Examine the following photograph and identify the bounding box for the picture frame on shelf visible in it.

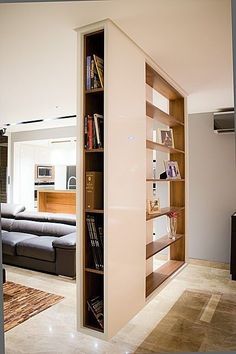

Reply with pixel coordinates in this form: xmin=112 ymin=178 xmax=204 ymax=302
xmin=147 ymin=198 xmax=160 ymax=214
xmin=164 ymin=161 xmax=181 ymax=179
xmin=158 ymin=128 xmax=174 ymax=147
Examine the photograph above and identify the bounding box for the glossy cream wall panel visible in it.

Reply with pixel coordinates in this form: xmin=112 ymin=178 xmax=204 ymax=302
xmin=105 ymin=20 xmax=146 ymax=338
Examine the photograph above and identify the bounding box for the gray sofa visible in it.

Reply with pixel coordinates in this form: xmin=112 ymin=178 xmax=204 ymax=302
xmin=1 ymin=203 xmax=76 ymax=278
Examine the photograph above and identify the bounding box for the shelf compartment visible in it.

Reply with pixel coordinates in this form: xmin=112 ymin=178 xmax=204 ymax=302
xmin=146 ymin=63 xmax=182 ymax=100
xmin=146 ymin=260 xmax=184 ymax=297
xmin=146 ymin=234 xmax=184 ymax=260
xmin=146 ymin=101 xmax=184 ymax=127
xmin=85 ymin=268 xmax=104 ymax=275
xmin=146 ymin=178 xmax=185 ymax=182
xmin=146 ymin=206 xmax=184 ymax=221
xmin=146 ymin=140 xmax=184 ymax=154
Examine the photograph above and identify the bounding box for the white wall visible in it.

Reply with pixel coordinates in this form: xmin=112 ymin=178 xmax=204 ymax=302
xmin=189 ymin=112 xmax=236 ymax=263
xmin=13 ymin=143 xmax=52 ymax=209
xmin=12 ymin=139 xmax=76 ymax=209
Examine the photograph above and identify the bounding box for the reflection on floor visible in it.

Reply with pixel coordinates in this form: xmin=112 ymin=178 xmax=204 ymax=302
xmin=5 ymin=260 xmax=236 ymax=354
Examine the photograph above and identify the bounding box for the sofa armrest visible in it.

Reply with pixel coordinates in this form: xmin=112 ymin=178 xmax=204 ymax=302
xmin=52 ymin=232 xmax=76 ymax=249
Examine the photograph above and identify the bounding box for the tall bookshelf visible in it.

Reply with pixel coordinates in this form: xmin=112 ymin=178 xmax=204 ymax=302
xmin=76 ymin=19 xmax=187 ymax=340
xmin=145 ymin=63 xmax=186 ymax=298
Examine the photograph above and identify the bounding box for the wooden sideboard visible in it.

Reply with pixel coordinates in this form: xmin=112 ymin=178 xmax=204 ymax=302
xmin=38 ymin=190 xmax=76 ymax=214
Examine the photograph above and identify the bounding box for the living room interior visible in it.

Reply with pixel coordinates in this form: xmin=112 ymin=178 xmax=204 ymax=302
xmin=0 ymin=0 xmax=236 ymax=353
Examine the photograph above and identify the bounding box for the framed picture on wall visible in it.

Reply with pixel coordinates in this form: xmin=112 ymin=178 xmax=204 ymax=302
xmin=158 ymin=128 xmax=174 ymax=147
xmin=164 ymin=161 xmax=181 ymax=179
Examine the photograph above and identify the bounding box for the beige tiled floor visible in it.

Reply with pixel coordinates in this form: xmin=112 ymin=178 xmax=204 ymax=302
xmin=4 ymin=261 xmax=236 ymax=354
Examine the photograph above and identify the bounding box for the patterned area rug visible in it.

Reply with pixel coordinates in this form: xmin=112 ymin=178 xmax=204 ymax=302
xmin=3 ymin=281 xmax=64 ymax=332
xmin=135 ymin=289 xmax=236 ymax=353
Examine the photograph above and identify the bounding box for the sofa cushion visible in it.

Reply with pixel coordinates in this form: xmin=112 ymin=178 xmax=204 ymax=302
xmin=11 ymin=219 xmax=76 ymax=237
xmin=53 ymin=232 xmax=76 ymax=249
xmin=1 ymin=203 xmax=25 ymax=219
xmin=16 ymin=211 xmax=76 ymax=226
xmin=16 ymin=211 xmax=49 ymax=222
xmin=11 ymin=220 xmax=45 ymax=236
xmin=47 ymin=213 xmax=76 ymax=226
xmin=2 ymin=232 xmax=37 ymax=256
xmin=16 ymin=236 xmax=57 ymax=262
xmin=1 ymin=218 xmax=14 ymax=231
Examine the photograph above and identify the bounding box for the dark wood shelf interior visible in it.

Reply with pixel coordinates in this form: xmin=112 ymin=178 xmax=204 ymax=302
xmin=146 ymin=140 xmax=184 ymax=154
xmin=146 ymin=260 xmax=184 ymax=297
xmin=146 ymin=234 xmax=184 ymax=260
xmin=83 ymin=29 xmax=104 ymax=333
xmin=146 ymin=101 xmax=184 ymax=127
xmin=146 ymin=206 xmax=184 ymax=221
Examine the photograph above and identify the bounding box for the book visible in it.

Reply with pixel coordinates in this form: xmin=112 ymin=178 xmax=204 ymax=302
xmin=90 ymin=215 xmax=103 ymax=270
xmin=85 ymin=172 xmax=103 ymax=210
xmin=87 ymin=296 xmax=104 ymax=329
xmin=93 ymin=54 xmax=104 ymax=88
xmin=87 ymin=115 xmax=93 ymax=150
xmin=86 ymin=215 xmax=100 ymax=270
xmin=94 ymin=114 xmax=104 ymax=148
xmin=86 ymin=56 xmax=91 ymax=90
xmin=84 ymin=116 xmax=88 ymax=149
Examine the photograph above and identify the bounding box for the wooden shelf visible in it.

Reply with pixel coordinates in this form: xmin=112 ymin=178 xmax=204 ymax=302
xmin=146 ymin=140 xmax=184 ymax=154
xmin=146 ymin=101 xmax=184 ymax=127
xmin=85 ymin=88 xmax=104 ymax=94
xmin=85 ymin=148 xmax=104 ymax=153
xmin=85 ymin=268 xmax=104 ymax=275
xmin=85 ymin=209 xmax=104 ymax=214
xmin=146 ymin=64 xmax=182 ymax=100
xmin=146 ymin=178 xmax=185 ymax=182
xmin=146 ymin=260 xmax=184 ymax=297
xmin=146 ymin=206 xmax=184 ymax=221
xmin=146 ymin=234 xmax=184 ymax=260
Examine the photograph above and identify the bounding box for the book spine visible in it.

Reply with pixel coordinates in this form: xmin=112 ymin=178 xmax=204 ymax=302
xmin=86 ymin=56 xmax=91 ymax=90
xmin=91 ymin=59 xmax=94 ymax=89
xmin=86 ymin=216 xmax=100 ymax=270
xmin=92 ymin=119 xmax=96 ymax=149
xmin=94 ymin=114 xmax=101 ymax=148
xmin=90 ymin=215 xmax=103 ymax=270
xmin=87 ymin=115 xmax=93 ymax=150
xmin=93 ymin=54 xmax=104 ymax=88
xmin=87 ymin=296 xmax=104 ymax=329
xmin=84 ymin=115 xmax=88 ymax=149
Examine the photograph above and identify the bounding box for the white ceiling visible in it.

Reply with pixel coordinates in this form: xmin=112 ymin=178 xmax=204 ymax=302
xmin=0 ymin=0 xmax=233 ymax=127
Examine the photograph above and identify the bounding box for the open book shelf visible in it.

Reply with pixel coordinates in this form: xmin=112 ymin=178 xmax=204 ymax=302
xmin=145 ymin=62 xmax=186 ymax=298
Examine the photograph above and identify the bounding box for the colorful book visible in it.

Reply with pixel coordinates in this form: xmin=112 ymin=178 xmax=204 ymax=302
xmin=86 ymin=56 xmax=91 ymax=90
xmin=93 ymin=54 xmax=104 ymax=88
xmin=94 ymin=114 xmax=104 ymax=148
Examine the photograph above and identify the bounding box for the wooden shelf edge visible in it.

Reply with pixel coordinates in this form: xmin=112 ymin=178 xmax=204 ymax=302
xmin=85 ymin=88 xmax=104 ymax=94
xmin=146 ymin=234 xmax=184 ymax=260
xmin=146 ymin=178 xmax=185 ymax=182
xmin=146 ymin=260 xmax=185 ymax=297
xmin=146 ymin=140 xmax=184 ymax=154
xmin=146 ymin=206 xmax=184 ymax=221
xmin=85 ymin=268 xmax=104 ymax=275
xmin=146 ymin=101 xmax=184 ymax=127
xmin=85 ymin=148 xmax=104 ymax=153
xmin=85 ymin=209 xmax=104 ymax=214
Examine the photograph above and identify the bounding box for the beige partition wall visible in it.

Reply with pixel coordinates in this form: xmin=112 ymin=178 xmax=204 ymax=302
xmin=76 ymin=19 xmax=187 ymax=340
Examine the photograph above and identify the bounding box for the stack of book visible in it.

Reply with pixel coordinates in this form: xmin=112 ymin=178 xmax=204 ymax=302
xmin=84 ymin=113 xmax=104 ymax=149
xmin=86 ymin=214 xmax=104 ymax=270
xmin=87 ymin=296 xmax=104 ymax=329
xmin=86 ymin=54 xmax=104 ymax=90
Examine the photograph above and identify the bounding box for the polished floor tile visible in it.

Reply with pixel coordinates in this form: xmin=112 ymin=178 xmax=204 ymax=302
xmin=4 ymin=261 xmax=236 ymax=354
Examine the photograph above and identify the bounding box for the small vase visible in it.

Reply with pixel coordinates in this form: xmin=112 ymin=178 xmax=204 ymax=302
xmin=167 ymin=216 xmax=177 ymax=239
